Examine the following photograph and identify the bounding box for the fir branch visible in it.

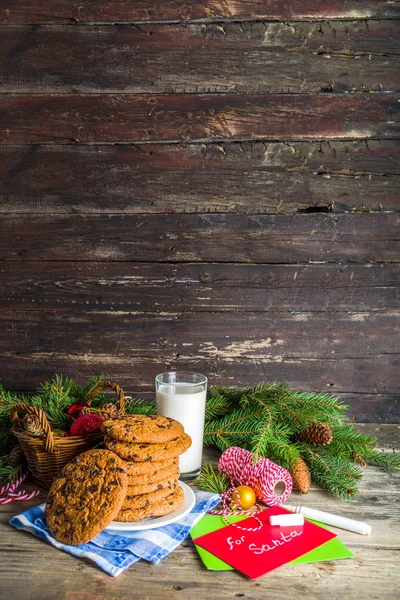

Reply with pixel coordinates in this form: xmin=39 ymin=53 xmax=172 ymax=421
xmin=0 ymin=454 xmax=23 ymax=483
xmin=204 ymin=408 xmax=265 ymax=437
xmin=34 ymin=374 xmax=82 ymax=428
xmin=278 ymin=392 xmax=347 ymax=430
xmin=326 ymin=423 xmax=377 ymax=461
xmin=301 ymin=444 xmax=362 ymax=500
xmin=276 ymin=401 xmax=317 ymax=433
xmin=239 ymin=385 xmax=346 ymax=432
xmin=83 ymin=374 xmax=107 ymax=398
xmin=125 ymin=398 xmax=156 ymax=416
xmin=213 ymin=385 xmax=244 ymax=406
xmin=360 ymin=448 xmax=400 ymax=471
xmin=81 ymin=375 xmax=112 ymax=407
xmin=0 ymin=374 xmax=112 ymax=431
xmin=252 ymin=427 xmax=301 ymax=470
xmin=205 ymin=388 xmax=233 ymax=421
xmin=197 ymin=464 xmax=229 ymax=495
xmin=248 ymin=413 xmax=275 ymax=460
xmin=239 ymin=382 xmax=289 ymax=409
xmin=289 ymin=391 xmax=347 ymax=415
xmin=0 ymin=418 xmax=13 ymax=457
xmin=29 ymin=394 xmax=72 ymax=430
xmin=204 ymin=408 xmax=265 ymax=452
xmin=331 ymin=423 xmax=376 ymax=448
xmin=0 ymin=388 xmax=31 ymax=417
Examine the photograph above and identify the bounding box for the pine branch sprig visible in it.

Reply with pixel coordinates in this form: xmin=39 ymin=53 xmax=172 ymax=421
xmin=288 ymin=391 xmax=348 ymax=416
xmin=197 ymin=464 xmax=229 ymax=495
xmin=324 ymin=423 xmax=377 ymax=462
xmin=203 ymin=408 xmax=266 ymax=452
xmin=205 ymin=388 xmax=233 ymax=421
xmin=239 ymin=381 xmax=289 ymax=409
xmin=0 ymin=454 xmax=23 ymax=483
xmin=357 ymin=448 xmax=400 ymax=471
xmin=250 ymin=422 xmax=299 ymax=468
xmin=330 ymin=423 xmax=376 ymax=448
xmin=125 ymin=398 xmax=156 ymax=416
xmin=300 ymin=445 xmax=362 ymax=500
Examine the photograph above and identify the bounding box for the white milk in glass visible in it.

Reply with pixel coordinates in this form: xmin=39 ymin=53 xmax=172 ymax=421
xmin=156 ymin=382 xmax=206 ymax=475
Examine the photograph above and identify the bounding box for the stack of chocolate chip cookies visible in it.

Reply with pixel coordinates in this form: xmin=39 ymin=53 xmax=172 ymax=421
xmin=101 ymin=414 xmax=192 ymax=522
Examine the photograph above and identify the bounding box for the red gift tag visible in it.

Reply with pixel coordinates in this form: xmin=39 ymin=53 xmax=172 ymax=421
xmin=193 ymin=506 xmax=336 ymax=579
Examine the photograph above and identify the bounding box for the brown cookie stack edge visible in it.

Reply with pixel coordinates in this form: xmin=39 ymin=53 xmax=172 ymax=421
xmin=116 ymin=487 xmax=185 ymax=522
xmin=104 ymin=433 xmax=192 ymax=462
xmin=101 ymin=414 xmax=191 ymax=522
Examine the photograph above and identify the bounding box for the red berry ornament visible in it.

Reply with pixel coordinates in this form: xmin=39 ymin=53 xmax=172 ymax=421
xmin=67 ymin=401 xmax=89 ymax=419
xmin=232 ymin=485 xmax=256 ymax=510
xmin=69 ymin=414 xmax=104 ymax=437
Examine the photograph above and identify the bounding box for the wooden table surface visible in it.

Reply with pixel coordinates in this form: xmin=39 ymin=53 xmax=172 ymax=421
xmin=1 ymin=424 xmax=399 ymax=600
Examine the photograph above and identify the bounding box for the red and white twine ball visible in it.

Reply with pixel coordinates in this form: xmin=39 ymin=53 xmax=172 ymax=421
xmin=218 ymin=446 xmax=293 ymax=506
xmin=208 ymin=447 xmax=293 ymax=531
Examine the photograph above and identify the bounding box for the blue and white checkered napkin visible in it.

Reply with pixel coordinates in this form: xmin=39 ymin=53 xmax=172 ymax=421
xmin=9 ymin=490 xmax=220 ymax=577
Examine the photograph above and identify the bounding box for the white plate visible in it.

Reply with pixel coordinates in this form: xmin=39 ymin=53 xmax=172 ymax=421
xmin=105 ymin=481 xmax=196 ymax=531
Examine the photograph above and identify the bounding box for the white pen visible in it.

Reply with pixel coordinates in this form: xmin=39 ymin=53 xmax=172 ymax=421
xmin=282 ymin=504 xmax=372 ymax=535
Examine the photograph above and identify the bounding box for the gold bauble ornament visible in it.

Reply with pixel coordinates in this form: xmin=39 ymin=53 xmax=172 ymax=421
xmin=232 ymin=485 xmax=256 ymax=510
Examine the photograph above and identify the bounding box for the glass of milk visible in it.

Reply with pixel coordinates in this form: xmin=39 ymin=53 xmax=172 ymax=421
xmin=155 ymin=371 xmax=208 ymax=480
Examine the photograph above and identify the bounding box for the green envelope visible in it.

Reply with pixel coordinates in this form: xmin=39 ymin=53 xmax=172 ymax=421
xmin=190 ymin=514 xmax=354 ymax=571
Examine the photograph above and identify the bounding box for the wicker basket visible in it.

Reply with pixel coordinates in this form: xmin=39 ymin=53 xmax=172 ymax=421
xmin=11 ymin=380 xmax=125 ymax=489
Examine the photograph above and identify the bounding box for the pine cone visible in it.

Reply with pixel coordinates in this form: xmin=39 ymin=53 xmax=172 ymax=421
xmin=21 ymin=414 xmax=42 ymax=437
xmin=290 ymin=457 xmax=311 ymax=494
xmin=296 ymin=423 xmax=333 ymax=446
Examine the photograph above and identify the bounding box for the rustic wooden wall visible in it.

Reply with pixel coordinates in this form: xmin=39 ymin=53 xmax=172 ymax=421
xmin=0 ymin=1 xmax=399 ymax=422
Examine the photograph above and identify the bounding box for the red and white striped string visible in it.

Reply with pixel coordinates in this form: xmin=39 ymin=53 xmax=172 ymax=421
xmin=208 ymin=447 xmax=293 ymax=531
xmin=218 ymin=447 xmax=293 ymax=506
xmin=0 ymin=473 xmax=40 ymax=504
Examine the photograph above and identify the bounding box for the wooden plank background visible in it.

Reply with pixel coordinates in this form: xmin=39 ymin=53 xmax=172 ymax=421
xmin=0 ymin=0 xmax=399 ymax=423
xmin=1 ymin=1 xmax=399 ymax=23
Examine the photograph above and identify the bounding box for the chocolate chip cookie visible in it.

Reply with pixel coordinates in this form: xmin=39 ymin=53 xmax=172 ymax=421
xmin=101 ymin=414 xmax=184 ymax=443
xmin=121 ymin=479 xmax=178 ymax=511
xmin=128 ymin=462 xmax=179 ymax=487
xmin=105 ymin=433 xmax=192 ymax=462
xmin=127 ymin=473 xmax=179 ymax=496
xmin=123 ymin=457 xmax=178 ymax=477
xmin=45 ymin=449 xmax=128 ymax=545
xmin=116 ymin=486 xmax=185 ymax=522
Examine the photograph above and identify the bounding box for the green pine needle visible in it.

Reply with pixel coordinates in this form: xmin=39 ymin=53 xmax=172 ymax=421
xmin=204 ymin=407 xmax=265 ymax=452
xmin=197 ymin=464 xmax=229 ymax=495
xmin=301 ymin=445 xmax=362 ymax=501
xmin=360 ymin=449 xmax=400 ymax=471
xmin=205 ymin=388 xmax=233 ymax=421
xmin=0 ymin=454 xmax=23 ymax=483
xmin=125 ymin=398 xmax=156 ymax=416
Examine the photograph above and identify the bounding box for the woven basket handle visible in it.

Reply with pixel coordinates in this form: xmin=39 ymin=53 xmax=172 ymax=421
xmin=85 ymin=380 xmax=125 ymax=415
xmin=10 ymin=403 xmax=54 ymax=452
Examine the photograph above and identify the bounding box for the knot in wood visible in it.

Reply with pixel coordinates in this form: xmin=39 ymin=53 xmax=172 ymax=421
xmin=200 ymin=271 xmax=211 ymax=283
